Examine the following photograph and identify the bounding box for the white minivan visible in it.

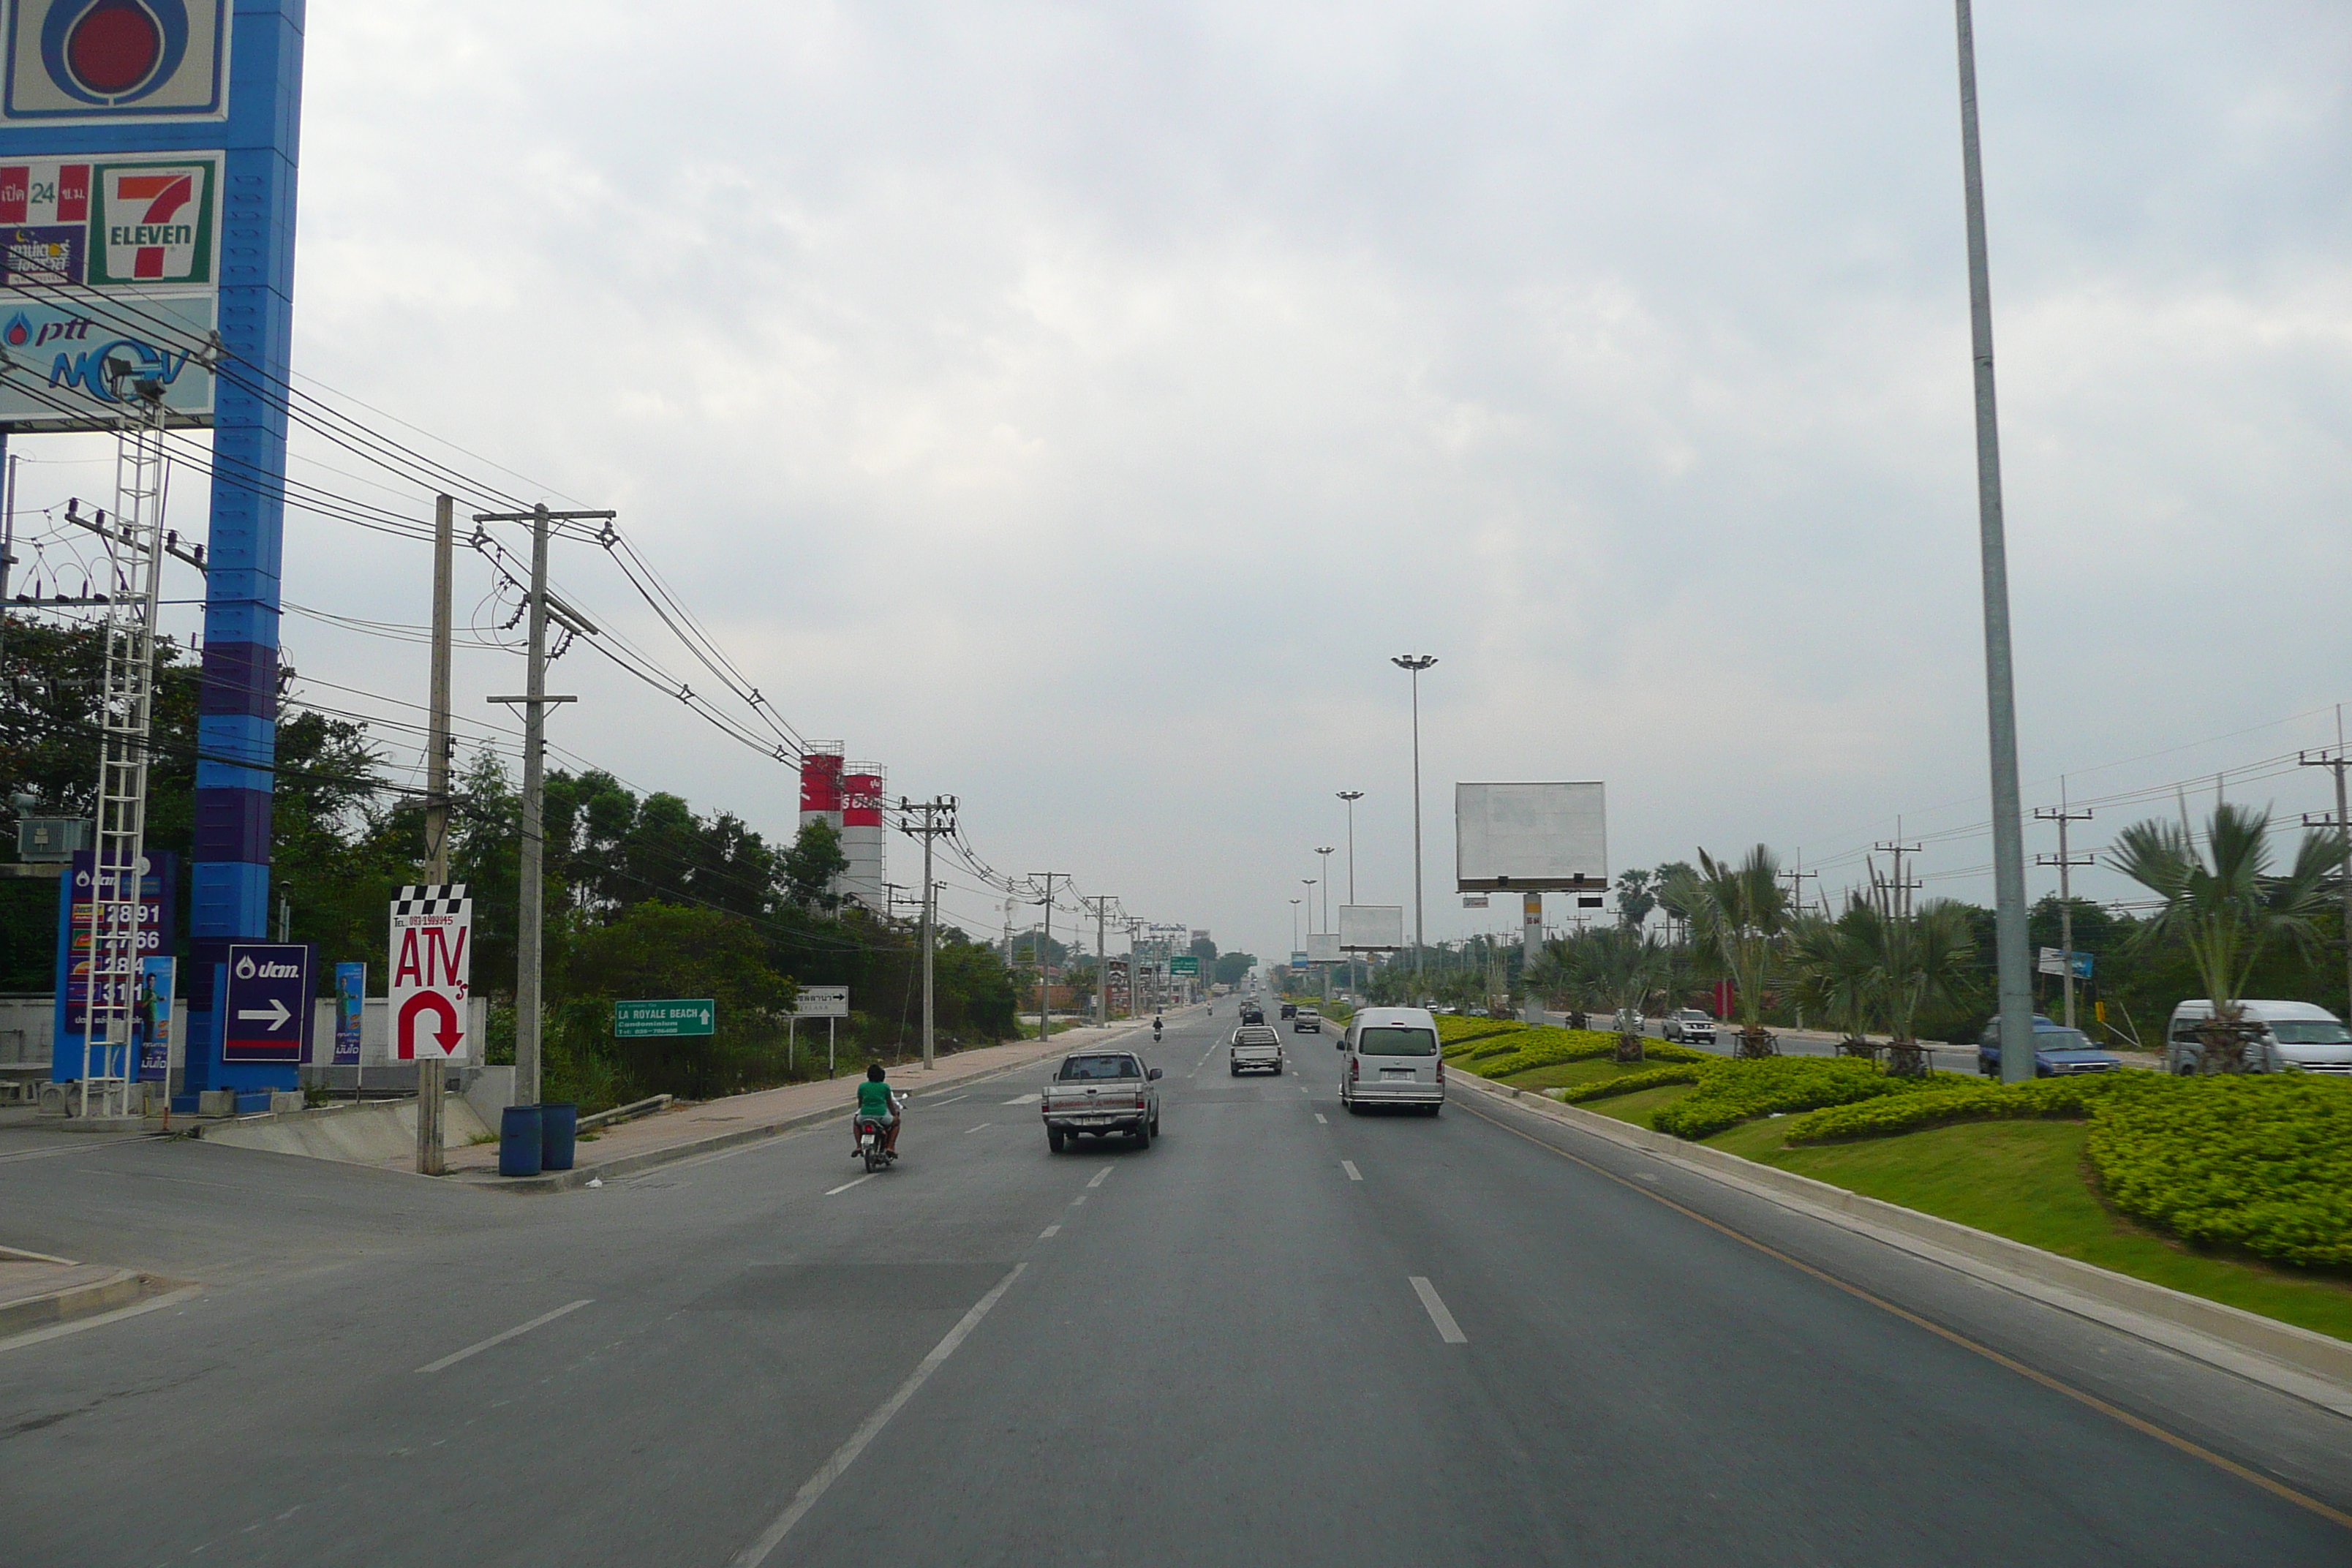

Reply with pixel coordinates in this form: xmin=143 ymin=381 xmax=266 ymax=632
xmin=2165 ymin=1000 xmax=2352 ymax=1076
xmin=1338 ymin=1006 xmax=1444 ymax=1115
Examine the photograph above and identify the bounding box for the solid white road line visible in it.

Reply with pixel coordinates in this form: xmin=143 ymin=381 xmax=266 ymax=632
xmin=1087 ymin=1166 xmax=1113 ymax=1188
xmin=965 ymin=1123 xmax=992 ymax=1134
xmin=1410 ymin=1277 xmax=1468 ymax=1344
xmin=0 ymin=1284 xmax=203 ymax=1355
xmin=1342 ymin=1161 xmax=1362 ymax=1182
xmin=417 ymin=1299 xmax=592 ymax=1374
xmin=731 ymin=1264 xmax=1027 ymax=1567
xmin=825 ymin=1175 xmax=874 ymax=1196
xmin=1314 ymin=1114 xmax=1328 ymax=1125
xmin=1002 ymin=1093 xmax=1039 ymax=1104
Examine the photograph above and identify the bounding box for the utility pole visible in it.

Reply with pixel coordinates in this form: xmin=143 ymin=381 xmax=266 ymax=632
xmin=0 ymin=450 xmax=16 ymax=687
xmin=2035 ymin=781 xmax=2095 ymax=1030
xmin=1391 ymin=656 xmax=1437 ymax=977
xmin=1779 ymin=854 xmax=1820 ymax=916
xmin=479 ymin=503 xmax=612 ymax=1107
xmin=897 ymin=796 xmax=957 ymax=1069
xmin=416 ymin=495 xmax=455 ymax=1174
xmin=1873 ymin=825 xmax=1923 ymax=921
xmin=1030 ymin=873 xmax=1064 ymax=1040
xmin=1080 ymin=894 xmax=1114 ymax=1028
xmin=1952 ymin=0 xmax=2035 ymax=1085
xmin=2300 ymin=710 xmax=2352 ymax=1022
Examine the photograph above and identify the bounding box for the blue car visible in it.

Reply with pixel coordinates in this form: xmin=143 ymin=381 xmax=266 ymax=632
xmin=1978 ymin=1014 xmax=2121 ymax=1078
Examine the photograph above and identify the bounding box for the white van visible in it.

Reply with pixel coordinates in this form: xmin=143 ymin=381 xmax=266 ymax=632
xmin=2165 ymin=1000 xmax=2352 ymax=1076
xmin=1339 ymin=1006 xmax=1444 ymax=1115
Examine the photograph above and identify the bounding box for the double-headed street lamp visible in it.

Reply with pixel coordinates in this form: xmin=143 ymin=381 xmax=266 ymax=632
xmin=1392 ymin=655 xmax=1438 ymax=974
xmin=1335 ymin=793 xmax=1362 ymax=902
xmin=1313 ymin=848 xmax=1334 ymax=930
xmin=1289 ymin=897 xmax=1303 ymax=955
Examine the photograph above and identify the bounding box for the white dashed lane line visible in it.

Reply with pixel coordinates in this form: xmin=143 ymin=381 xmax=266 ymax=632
xmin=825 ymin=1175 xmax=874 ymax=1196
xmin=1314 ymin=1113 xmax=1328 ymax=1125
xmin=1003 ymin=1093 xmax=1040 ymax=1105
xmin=416 ymin=1300 xmax=593 ymax=1374
xmin=1041 ymin=1224 xmax=1061 ymax=1238
xmin=1410 ymin=1277 xmax=1469 ymax=1344
xmin=1087 ymin=1166 xmax=1114 ymax=1188
xmin=965 ymin=1123 xmax=992 ymax=1134
xmin=1342 ymin=1161 xmax=1362 ymax=1182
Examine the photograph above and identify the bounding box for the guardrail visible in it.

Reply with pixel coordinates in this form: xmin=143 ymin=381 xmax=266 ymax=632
xmin=576 ymin=1093 xmax=674 ymax=1133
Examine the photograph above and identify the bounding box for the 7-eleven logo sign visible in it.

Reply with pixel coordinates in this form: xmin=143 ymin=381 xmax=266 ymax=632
xmin=89 ymin=161 xmax=214 ymax=287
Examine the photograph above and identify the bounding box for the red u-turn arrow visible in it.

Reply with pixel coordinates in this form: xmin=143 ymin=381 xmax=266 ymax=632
xmin=398 ymin=990 xmax=463 ymax=1060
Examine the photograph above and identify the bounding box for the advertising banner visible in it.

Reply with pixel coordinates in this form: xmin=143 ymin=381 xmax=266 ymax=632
xmin=222 ymin=941 xmax=312 ymax=1063
xmin=390 ymin=885 xmax=470 ymax=1060
xmin=1338 ymin=904 xmax=1405 ymax=952
xmin=136 ymin=954 xmax=173 ymax=1082
xmin=2037 ymin=947 xmax=2094 ymax=980
xmin=333 ymin=961 xmax=365 ymax=1066
xmin=1455 ymin=781 xmax=1608 ymax=892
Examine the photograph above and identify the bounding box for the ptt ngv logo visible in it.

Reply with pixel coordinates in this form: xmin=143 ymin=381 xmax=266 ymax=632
xmin=31 ymin=321 xmax=197 ymax=402
xmin=4 ymin=309 xmax=90 ymax=349
xmin=233 ymin=954 xmax=300 ymax=981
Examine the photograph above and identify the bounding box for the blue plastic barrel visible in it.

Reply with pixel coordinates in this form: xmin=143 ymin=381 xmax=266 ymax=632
xmin=539 ymin=1102 xmax=578 ymax=1171
xmin=500 ymin=1104 xmax=544 ymax=1177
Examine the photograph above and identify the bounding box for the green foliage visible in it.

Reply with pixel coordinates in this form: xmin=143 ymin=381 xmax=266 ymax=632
xmin=1648 ymin=1058 xmax=1972 ymax=1141
xmin=1554 ymin=1065 xmax=1703 ymax=1103
xmin=1212 ymin=951 xmax=1257 ymax=987
xmin=1785 ymin=1076 xmax=2120 ymax=1144
xmin=1454 ymin=1025 xmax=1710 ymax=1078
xmin=2089 ymin=1075 xmax=2352 ymax=1267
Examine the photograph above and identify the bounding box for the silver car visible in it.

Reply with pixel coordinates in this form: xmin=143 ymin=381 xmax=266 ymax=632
xmin=1339 ymin=1006 xmax=1444 ymax=1115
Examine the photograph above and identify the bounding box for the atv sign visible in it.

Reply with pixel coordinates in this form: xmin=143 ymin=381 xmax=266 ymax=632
xmin=390 ymin=884 xmax=471 ymax=1061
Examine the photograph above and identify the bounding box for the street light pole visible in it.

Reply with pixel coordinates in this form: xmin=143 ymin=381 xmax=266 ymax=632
xmin=1313 ymin=850 xmax=1334 ymax=931
xmin=1289 ymin=898 xmax=1302 ymax=957
xmin=1950 ymin=1 xmax=2034 ymax=1085
xmin=1392 ymin=656 xmax=1437 ymax=977
xmin=1335 ymin=794 xmax=1362 ymax=902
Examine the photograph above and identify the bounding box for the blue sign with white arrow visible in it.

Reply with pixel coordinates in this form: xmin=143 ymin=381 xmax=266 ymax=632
xmin=222 ymin=942 xmax=311 ymax=1063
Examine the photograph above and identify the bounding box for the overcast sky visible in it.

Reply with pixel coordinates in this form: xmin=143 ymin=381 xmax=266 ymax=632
xmin=18 ymin=0 xmax=2349 ymax=967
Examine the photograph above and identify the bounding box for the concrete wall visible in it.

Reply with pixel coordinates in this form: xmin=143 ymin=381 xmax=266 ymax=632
xmin=197 ymin=1093 xmax=492 ymax=1164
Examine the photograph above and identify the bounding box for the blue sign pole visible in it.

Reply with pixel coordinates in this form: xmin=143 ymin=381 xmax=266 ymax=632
xmin=0 ymin=2 xmax=306 ymax=1099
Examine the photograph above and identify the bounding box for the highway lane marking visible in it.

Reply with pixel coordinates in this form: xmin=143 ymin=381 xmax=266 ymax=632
xmin=1452 ymin=1093 xmax=2352 ymax=1534
xmin=1315 ymin=1113 xmax=1328 ymax=1124
xmin=1342 ymin=1160 xmax=1362 ymax=1182
xmin=1088 ymin=1166 xmax=1114 ymax=1188
xmin=965 ymin=1123 xmax=992 ymax=1134
xmin=0 ymin=1137 xmax=145 ymax=1164
xmin=1070 ymin=1195 xmax=1087 ymax=1207
xmin=1410 ymin=1277 xmax=1469 ymax=1344
xmin=825 ymin=1175 xmax=874 ymax=1196
xmin=1002 ymin=1093 xmax=1039 ymax=1104
xmin=0 ymin=1284 xmax=203 ymax=1355
xmin=417 ymin=1300 xmax=592 ymax=1374
xmin=1041 ymin=1224 xmax=1061 ymax=1237
xmin=731 ymin=1263 xmax=1027 ymax=1567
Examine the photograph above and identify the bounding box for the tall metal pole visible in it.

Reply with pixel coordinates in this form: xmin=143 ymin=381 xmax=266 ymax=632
xmin=1314 ymin=850 xmax=1333 ymax=931
xmin=418 ymin=494 xmax=454 ymax=1174
xmin=1337 ymin=794 xmax=1361 ymax=902
xmin=1392 ymin=657 xmax=1436 ymax=976
xmin=516 ymin=503 xmax=551 ymax=1107
xmin=1953 ymin=0 xmax=2034 ymax=1085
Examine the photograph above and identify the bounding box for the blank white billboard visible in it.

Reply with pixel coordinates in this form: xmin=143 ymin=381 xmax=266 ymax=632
xmin=1455 ymin=782 xmax=1607 ymax=892
xmin=1338 ymin=905 xmax=1405 ymax=951
xmin=1305 ymin=933 xmax=1341 ymax=963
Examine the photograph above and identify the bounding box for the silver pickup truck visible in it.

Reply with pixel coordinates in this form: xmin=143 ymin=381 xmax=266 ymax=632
xmin=1041 ymin=1049 xmax=1163 ymax=1152
xmin=1229 ymin=1024 xmax=1285 ymax=1076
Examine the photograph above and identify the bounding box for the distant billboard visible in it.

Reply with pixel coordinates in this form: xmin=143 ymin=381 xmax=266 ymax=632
xmin=1455 ymin=782 xmax=1607 ymax=892
xmin=1305 ymin=932 xmax=1341 ymax=964
xmin=1338 ymin=904 xmax=1405 ymax=952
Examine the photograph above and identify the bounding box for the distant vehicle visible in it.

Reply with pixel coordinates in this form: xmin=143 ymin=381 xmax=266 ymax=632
xmin=1229 ymin=1025 xmax=1285 ymax=1076
xmin=1610 ymin=1009 xmax=1645 ymax=1034
xmin=1293 ymin=1007 xmax=1322 ymax=1034
xmin=1340 ymin=1006 xmax=1443 ymax=1115
xmin=1041 ymin=1050 xmax=1164 ymax=1151
xmin=2165 ymin=1000 xmax=2352 ymax=1076
xmin=1977 ymin=1015 xmax=2120 ymax=1078
xmin=1239 ymin=1005 xmax=1265 ymax=1025
xmin=1662 ymin=1009 xmax=1715 ymax=1045
xmin=1280 ymin=1003 xmax=1298 ymax=1019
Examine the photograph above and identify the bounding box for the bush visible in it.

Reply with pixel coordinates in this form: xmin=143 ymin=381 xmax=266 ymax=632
xmin=1553 ymin=1066 xmax=1703 ymax=1104
xmin=1649 ymin=1058 xmax=1973 ymax=1141
xmin=1786 ymin=1076 xmax=2120 ymax=1144
xmin=1460 ymin=1028 xmax=1715 ymax=1079
xmin=2089 ymin=1074 xmax=2352 ymax=1268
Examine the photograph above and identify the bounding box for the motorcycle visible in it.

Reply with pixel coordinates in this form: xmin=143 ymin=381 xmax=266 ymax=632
xmin=853 ymin=1113 xmax=900 ymax=1173
xmin=1152 ymin=1021 xmax=1164 ymax=1041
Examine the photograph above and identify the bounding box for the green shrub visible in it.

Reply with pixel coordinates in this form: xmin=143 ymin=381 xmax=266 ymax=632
xmin=1463 ymin=1030 xmax=1714 ymax=1079
xmin=1786 ymin=1076 xmax=2120 ymax=1144
xmin=1553 ymin=1066 xmax=1704 ymax=1104
xmin=1649 ymin=1058 xmax=1972 ymax=1141
xmin=2089 ymin=1075 xmax=2352 ymax=1268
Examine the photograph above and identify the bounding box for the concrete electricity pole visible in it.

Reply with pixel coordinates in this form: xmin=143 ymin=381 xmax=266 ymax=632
xmin=2299 ymin=717 xmax=2352 ymax=1023
xmin=418 ymin=494 xmax=455 ymax=1175
xmin=1081 ymin=893 xmax=1115 ymax=1027
xmin=478 ymin=502 xmax=612 ymax=1107
xmin=2034 ymin=782 xmax=2095 ymax=1030
xmin=1030 ymin=873 xmax=1065 ymax=1041
xmin=1952 ymin=0 xmax=2035 ymax=1085
xmin=1391 ymin=656 xmax=1436 ymax=976
xmin=897 ymin=796 xmax=957 ymax=1069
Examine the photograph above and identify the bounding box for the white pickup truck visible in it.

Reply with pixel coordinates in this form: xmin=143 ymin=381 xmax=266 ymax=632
xmin=1041 ymin=1049 xmax=1164 ymax=1152
xmin=1229 ymin=1024 xmax=1285 ymax=1076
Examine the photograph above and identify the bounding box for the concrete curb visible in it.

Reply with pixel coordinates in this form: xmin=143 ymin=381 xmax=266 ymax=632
xmin=0 ymin=1267 xmax=162 ymax=1338
xmin=464 ymin=1028 xmax=1150 ymax=1195
xmin=1450 ymin=1071 xmax=2352 ymax=1415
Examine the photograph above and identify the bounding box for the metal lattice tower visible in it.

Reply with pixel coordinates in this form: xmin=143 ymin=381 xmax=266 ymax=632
xmin=81 ymin=391 xmax=171 ymax=1118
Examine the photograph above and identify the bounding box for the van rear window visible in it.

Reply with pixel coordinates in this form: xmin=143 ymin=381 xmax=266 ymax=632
xmin=1357 ymin=1026 xmax=1437 ymax=1058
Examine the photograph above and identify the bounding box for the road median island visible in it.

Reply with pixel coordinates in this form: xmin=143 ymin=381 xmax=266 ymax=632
xmin=0 ymin=1245 xmax=193 ymax=1342
xmin=1445 ymin=1056 xmax=2352 ymax=1411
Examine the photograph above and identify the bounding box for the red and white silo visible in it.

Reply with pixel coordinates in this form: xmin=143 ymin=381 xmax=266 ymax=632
xmin=840 ymin=763 xmax=887 ymax=913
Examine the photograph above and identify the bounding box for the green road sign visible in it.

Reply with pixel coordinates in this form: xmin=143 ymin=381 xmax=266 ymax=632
xmin=1169 ymin=955 xmax=1199 ymax=976
xmin=614 ymin=998 xmax=715 ymax=1038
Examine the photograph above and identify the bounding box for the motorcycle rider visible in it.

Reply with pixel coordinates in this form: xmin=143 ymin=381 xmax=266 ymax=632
xmin=853 ymin=1063 xmax=904 ymax=1158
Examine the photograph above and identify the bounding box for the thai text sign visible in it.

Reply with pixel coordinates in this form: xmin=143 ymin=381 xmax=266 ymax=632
xmin=390 ymin=885 xmax=470 ymax=1060
xmin=615 ymin=999 xmax=715 ymax=1038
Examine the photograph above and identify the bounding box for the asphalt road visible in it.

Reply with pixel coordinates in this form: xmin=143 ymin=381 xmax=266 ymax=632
xmin=3 ymin=1006 xmax=2348 ymax=1566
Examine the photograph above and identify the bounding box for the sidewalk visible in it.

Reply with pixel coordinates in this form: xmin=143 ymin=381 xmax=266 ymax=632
xmin=410 ymin=1017 xmax=1158 ymax=1193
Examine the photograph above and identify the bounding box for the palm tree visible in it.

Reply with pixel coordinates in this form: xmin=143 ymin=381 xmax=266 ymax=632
xmin=1570 ymin=925 xmax=1670 ymax=1062
xmin=1863 ymin=894 xmax=1980 ymax=1077
xmin=1788 ymin=902 xmax=1878 ymax=1058
xmin=1669 ymin=846 xmax=1789 ymax=1058
xmin=2108 ymin=802 xmax=2344 ymax=1074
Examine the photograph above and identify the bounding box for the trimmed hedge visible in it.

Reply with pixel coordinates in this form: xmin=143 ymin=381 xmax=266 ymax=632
xmin=2090 ymin=1075 xmax=2352 ymax=1269
xmin=1648 ymin=1058 xmax=1975 ymax=1141
xmin=1466 ymin=1029 xmax=1712 ymax=1079
xmin=1786 ymin=1076 xmax=2120 ymax=1144
xmin=1553 ymin=1066 xmax=1703 ymax=1104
